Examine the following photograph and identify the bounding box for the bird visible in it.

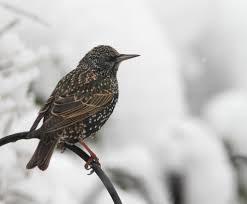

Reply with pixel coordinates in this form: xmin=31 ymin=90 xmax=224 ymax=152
xmin=26 ymin=45 xmax=139 ymax=171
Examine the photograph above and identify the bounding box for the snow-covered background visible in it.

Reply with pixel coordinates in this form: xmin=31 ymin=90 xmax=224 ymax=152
xmin=0 ymin=0 xmax=247 ymax=203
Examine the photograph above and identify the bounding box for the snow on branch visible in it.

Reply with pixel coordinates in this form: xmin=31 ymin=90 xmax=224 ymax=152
xmin=0 ymin=19 xmax=20 ymax=37
xmin=0 ymin=2 xmax=49 ymax=27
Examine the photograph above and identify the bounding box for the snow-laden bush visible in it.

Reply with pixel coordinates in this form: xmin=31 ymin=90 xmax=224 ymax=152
xmin=0 ymin=32 xmax=39 ymax=203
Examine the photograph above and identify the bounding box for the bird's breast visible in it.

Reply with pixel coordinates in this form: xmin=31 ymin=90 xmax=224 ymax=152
xmin=81 ymin=95 xmax=118 ymax=138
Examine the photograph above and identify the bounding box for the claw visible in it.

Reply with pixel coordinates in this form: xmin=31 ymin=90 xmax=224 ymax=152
xmin=84 ymin=156 xmax=101 ymax=175
xmin=84 ymin=158 xmax=93 ymax=170
xmin=87 ymin=169 xmax=95 ymax=175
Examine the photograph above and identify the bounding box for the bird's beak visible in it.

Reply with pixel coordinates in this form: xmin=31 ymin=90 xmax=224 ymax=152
xmin=116 ymin=54 xmax=140 ymax=63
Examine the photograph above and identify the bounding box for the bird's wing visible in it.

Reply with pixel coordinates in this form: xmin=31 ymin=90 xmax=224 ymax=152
xmin=29 ymin=95 xmax=55 ymax=131
xmin=30 ymin=68 xmax=101 ymax=132
xmin=43 ymin=89 xmax=113 ymax=133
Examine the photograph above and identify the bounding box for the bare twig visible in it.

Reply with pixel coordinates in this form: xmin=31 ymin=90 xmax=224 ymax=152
xmin=0 ymin=131 xmax=35 ymax=146
xmin=0 ymin=132 xmax=122 ymax=204
xmin=0 ymin=2 xmax=49 ymax=27
xmin=0 ymin=18 xmax=20 ymax=36
xmin=65 ymin=145 xmax=123 ymax=204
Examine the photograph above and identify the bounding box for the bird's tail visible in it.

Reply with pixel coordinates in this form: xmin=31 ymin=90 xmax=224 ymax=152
xmin=26 ymin=134 xmax=58 ymax=171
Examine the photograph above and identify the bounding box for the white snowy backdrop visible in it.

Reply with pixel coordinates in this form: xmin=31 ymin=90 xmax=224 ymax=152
xmin=0 ymin=0 xmax=247 ymax=204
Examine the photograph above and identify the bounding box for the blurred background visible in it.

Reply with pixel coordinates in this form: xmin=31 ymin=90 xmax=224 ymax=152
xmin=1 ymin=0 xmax=247 ymax=203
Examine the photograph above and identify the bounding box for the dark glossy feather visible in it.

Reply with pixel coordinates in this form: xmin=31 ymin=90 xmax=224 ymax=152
xmin=26 ymin=45 xmax=134 ymax=170
xmin=43 ymin=91 xmax=113 ymax=133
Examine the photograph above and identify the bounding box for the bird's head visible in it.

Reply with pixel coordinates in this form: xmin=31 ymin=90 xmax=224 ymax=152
xmin=81 ymin=45 xmax=139 ymax=77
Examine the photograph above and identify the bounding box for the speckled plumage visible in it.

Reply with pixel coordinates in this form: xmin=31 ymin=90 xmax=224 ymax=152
xmin=26 ymin=45 xmax=139 ymax=171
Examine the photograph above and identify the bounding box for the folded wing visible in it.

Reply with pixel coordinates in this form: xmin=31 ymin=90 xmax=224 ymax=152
xmin=43 ymin=90 xmax=113 ymax=133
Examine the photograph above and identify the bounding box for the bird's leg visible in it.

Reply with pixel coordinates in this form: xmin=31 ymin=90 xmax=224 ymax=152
xmin=79 ymin=139 xmax=101 ymax=171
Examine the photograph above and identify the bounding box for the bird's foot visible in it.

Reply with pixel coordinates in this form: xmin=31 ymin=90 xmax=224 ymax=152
xmin=85 ymin=155 xmax=101 ymax=175
xmin=79 ymin=139 xmax=101 ymax=174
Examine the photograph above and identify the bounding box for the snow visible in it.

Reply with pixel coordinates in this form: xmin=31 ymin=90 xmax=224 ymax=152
xmin=203 ymin=90 xmax=247 ymax=156
xmin=150 ymin=119 xmax=236 ymax=204
xmin=0 ymin=0 xmax=246 ymax=203
xmin=13 ymin=0 xmax=186 ymax=118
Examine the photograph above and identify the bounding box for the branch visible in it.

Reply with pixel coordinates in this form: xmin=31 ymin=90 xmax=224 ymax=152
xmin=0 ymin=132 xmax=122 ymax=204
xmin=0 ymin=131 xmax=35 ymax=146
xmin=0 ymin=2 xmax=49 ymax=27
xmin=232 ymin=155 xmax=247 ymax=163
xmin=65 ymin=145 xmax=122 ymax=204
xmin=0 ymin=18 xmax=20 ymax=36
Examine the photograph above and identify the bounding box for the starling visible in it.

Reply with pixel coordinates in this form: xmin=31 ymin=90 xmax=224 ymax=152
xmin=26 ymin=45 xmax=139 ymax=171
